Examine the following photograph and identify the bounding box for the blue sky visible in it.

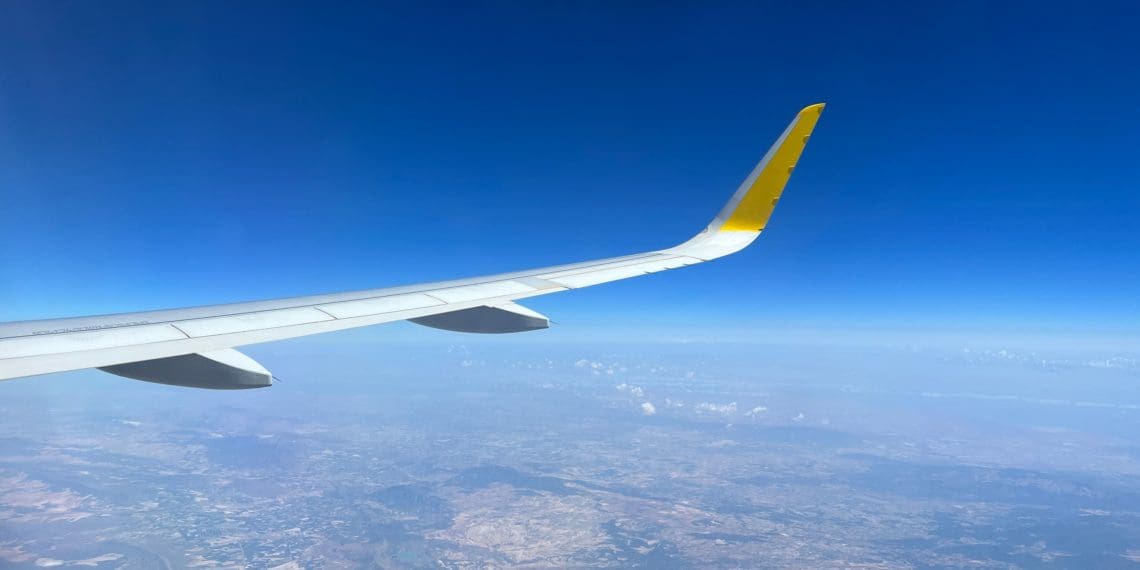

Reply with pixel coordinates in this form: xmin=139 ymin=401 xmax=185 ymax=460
xmin=2 ymin=1 xmax=1139 ymax=342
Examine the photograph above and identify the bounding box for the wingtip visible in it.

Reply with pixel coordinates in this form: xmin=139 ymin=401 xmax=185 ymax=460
xmin=709 ymin=103 xmax=825 ymax=233
xmin=802 ymin=102 xmax=826 ymax=115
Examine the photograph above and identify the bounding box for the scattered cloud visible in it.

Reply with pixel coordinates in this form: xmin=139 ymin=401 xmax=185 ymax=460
xmin=695 ymin=402 xmax=737 ymax=416
xmin=921 ymin=391 xmax=1140 ymax=410
xmin=744 ymin=406 xmax=767 ymax=417
xmin=575 ymin=359 xmax=625 ymax=376
xmin=1085 ymin=356 xmax=1139 ymax=369
xmin=616 ymin=383 xmax=645 ymax=398
xmin=640 ymin=402 xmax=657 ymax=416
xmin=958 ymin=347 xmax=1140 ymax=372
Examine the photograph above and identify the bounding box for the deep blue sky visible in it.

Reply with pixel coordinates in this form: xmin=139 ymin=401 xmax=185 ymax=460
xmin=2 ymin=1 xmax=1139 ymax=341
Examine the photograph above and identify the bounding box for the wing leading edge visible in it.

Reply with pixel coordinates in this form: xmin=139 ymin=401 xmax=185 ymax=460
xmin=0 ymin=103 xmax=825 ymax=386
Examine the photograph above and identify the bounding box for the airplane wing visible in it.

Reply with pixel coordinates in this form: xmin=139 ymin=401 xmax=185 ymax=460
xmin=0 ymin=104 xmax=825 ymax=388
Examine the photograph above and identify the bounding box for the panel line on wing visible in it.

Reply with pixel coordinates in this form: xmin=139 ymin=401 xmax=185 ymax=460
xmin=537 ymin=254 xmax=674 ymax=280
xmin=513 ymin=276 xmax=570 ymax=291
xmin=540 ymin=255 xmax=702 ymax=288
xmin=427 ymin=280 xmax=537 ymax=304
xmin=311 ymin=306 xmax=339 ymax=320
xmin=174 ymin=307 xmax=336 ymax=338
xmin=0 ymin=323 xmax=192 ymax=359
xmin=317 ymin=292 xmax=444 ymax=320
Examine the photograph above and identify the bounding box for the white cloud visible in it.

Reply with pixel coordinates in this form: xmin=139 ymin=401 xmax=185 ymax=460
xmin=744 ymin=406 xmax=767 ymax=417
xmin=616 ymin=383 xmax=645 ymax=398
xmin=696 ymin=402 xmax=737 ymax=416
xmin=956 ymin=347 xmax=1140 ymax=372
xmin=640 ymin=402 xmax=657 ymax=416
xmin=578 ymin=359 xmax=624 ymax=376
xmin=921 ymin=391 xmax=1140 ymax=410
xmin=792 ymin=412 xmax=805 ymax=422
xmin=1085 ymin=356 xmax=1139 ymax=369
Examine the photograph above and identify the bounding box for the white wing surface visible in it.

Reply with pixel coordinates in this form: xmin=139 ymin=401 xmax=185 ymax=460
xmin=0 ymin=104 xmax=825 ymax=388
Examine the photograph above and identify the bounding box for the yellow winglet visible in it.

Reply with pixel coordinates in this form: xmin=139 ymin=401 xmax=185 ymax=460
xmin=715 ymin=103 xmax=825 ymax=232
